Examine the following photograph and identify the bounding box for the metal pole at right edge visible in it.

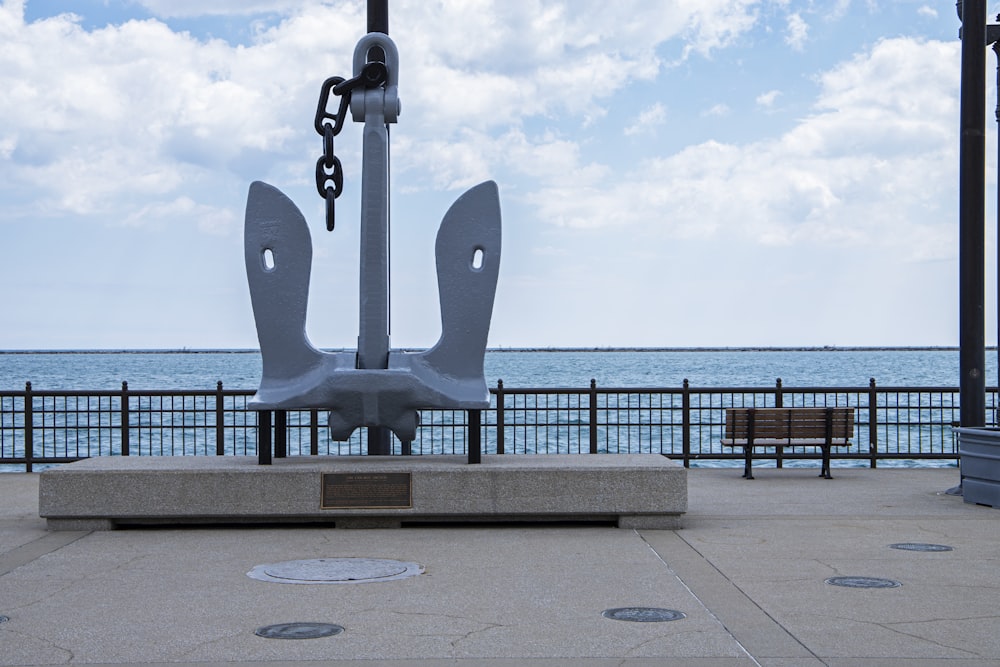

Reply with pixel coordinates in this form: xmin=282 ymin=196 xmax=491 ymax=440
xmin=993 ymin=31 xmax=1000 ymax=428
xmin=959 ymin=0 xmax=987 ymax=430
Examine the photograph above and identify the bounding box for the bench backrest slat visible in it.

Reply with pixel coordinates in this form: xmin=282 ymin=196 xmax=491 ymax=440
xmin=724 ymin=407 xmax=854 ymax=440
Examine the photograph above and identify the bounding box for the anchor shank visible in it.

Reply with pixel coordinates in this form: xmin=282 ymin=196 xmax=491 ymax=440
xmin=357 ymin=89 xmax=390 ymax=371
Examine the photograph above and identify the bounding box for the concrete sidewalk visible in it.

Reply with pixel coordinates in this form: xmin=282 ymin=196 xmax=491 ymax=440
xmin=1 ymin=465 xmax=997 ymax=666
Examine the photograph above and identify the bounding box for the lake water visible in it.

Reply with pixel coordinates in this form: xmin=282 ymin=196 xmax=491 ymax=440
xmin=0 ymin=348 xmax=992 ymax=391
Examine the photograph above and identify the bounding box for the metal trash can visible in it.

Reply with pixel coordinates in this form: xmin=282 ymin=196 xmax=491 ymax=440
xmin=955 ymin=426 xmax=1000 ymax=508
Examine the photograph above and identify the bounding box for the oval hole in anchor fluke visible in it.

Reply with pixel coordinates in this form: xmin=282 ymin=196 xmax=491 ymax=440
xmin=471 ymin=247 xmax=484 ymax=271
xmin=263 ymin=248 xmax=275 ymax=271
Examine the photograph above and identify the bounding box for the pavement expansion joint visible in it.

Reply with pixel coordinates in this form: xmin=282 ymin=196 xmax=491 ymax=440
xmin=246 ymin=557 xmax=423 ymax=584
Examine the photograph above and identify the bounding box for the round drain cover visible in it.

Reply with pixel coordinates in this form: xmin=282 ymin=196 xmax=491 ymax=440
xmin=248 ymin=558 xmax=423 ymax=584
xmin=825 ymin=576 xmax=901 ymax=589
xmin=889 ymin=543 xmax=953 ymax=552
xmin=602 ymin=607 xmax=686 ymax=622
xmin=255 ymin=622 xmax=343 ymax=639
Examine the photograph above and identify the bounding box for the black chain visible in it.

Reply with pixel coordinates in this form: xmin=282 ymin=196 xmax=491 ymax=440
xmin=314 ymin=62 xmax=388 ymax=231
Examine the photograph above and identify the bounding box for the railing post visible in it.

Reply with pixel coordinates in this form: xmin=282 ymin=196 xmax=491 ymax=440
xmin=495 ymin=380 xmax=505 ymax=455
xmin=774 ymin=378 xmax=783 ymax=468
xmin=121 ymin=381 xmax=130 ymax=457
xmin=215 ymin=381 xmax=225 ymax=456
xmin=589 ymin=378 xmax=598 ymax=454
xmin=258 ymin=411 xmax=272 ymax=465
xmin=24 ymin=382 xmax=33 ymax=474
xmin=681 ymin=379 xmax=691 ymax=468
xmin=310 ymin=409 xmax=319 ymax=456
xmin=275 ymin=411 xmax=287 ymax=458
xmin=868 ymin=377 xmax=878 ymax=469
xmin=468 ymin=409 xmax=482 ymax=464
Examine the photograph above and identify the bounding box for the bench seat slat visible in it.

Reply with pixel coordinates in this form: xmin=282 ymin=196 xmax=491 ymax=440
xmin=720 ymin=438 xmax=851 ymax=447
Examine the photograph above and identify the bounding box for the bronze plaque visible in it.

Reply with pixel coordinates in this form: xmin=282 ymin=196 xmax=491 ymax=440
xmin=321 ymin=472 xmax=412 ymax=509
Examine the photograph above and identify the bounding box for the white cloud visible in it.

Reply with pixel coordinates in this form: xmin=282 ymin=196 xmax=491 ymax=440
xmin=0 ymin=3 xmax=359 ymax=222
xmin=678 ymin=0 xmax=762 ymax=58
xmin=513 ymin=37 xmax=960 ymax=265
xmin=785 ymin=12 xmax=808 ymax=51
xmin=0 ymin=1 xmax=770 ymax=229
xmin=824 ymin=0 xmax=852 ymax=22
xmin=0 ymin=134 xmax=15 ymax=159
xmin=134 ymin=0 xmax=304 ymax=18
xmin=124 ymin=196 xmax=238 ymax=235
xmin=756 ymin=89 xmax=782 ymax=108
xmin=624 ymin=103 xmax=667 ymax=136
xmin=917 ymin=6 xmax=938 ymax=19
xmin=1 ymin=4 xmax=956 ymax=255
xmin=703 ymin=103 xmax=731 ymax=117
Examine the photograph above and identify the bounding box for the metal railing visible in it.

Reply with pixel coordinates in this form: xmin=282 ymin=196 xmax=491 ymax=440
xmin=1 ymin=379 xmax=986 ymax=472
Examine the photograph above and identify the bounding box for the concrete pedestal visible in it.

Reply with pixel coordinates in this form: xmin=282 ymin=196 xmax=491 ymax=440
xmin=38 ymin=454 xmax=686 ymax=530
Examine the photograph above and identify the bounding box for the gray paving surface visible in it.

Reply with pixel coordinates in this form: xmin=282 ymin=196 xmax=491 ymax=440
xmin=1 ymin=465 xmax=998 ymax=666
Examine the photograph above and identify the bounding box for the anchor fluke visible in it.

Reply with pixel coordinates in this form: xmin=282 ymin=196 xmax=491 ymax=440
xmin=420 ymin=180 xmax=501 ymax=383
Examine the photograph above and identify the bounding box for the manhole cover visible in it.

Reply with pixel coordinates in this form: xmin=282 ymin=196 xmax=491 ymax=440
xmin=247 ymin=558 xmax=423 ymax=584
xmin=602 ymin=607 xmax=686 ymax=622
xmin=255 ymin=622 xmax=343 ymax=639
xmin=825 ymin=576 xmax=901 ymax=589
xmin=0 ymin=616 xmax=8 ymax=624
xmin=889 ymin=543 xmax=953 ymax=552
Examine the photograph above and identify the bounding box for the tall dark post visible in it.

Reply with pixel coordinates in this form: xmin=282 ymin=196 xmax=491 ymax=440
xmin=365 ymin=0 xmax=393 ymax=455
xmin=959 ymin=0 xmax=987 ymax=428
xmin=368 ymin=0 xmax=388 ymax=34
xmin=993 ymin=25 xmax=1000 ymax=419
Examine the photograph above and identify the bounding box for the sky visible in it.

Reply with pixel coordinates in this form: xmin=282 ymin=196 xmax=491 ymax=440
xmin=0 ymin=0 xmax=992 ymax=350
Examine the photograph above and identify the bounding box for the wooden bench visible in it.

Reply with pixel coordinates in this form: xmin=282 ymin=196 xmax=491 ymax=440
xmin=721 ymin=407 xmax=854 ymax=479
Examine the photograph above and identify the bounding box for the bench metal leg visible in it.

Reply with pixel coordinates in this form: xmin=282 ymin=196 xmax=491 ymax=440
xmin=743 ymin=411 xmax=756 ymax=479
xmin=821 ymin=408 xmax=834 ymax=479
xmin=820 ymin=446 xmax=833 ymax=479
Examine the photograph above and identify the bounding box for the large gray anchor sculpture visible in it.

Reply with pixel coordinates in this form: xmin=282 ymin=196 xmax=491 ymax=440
xmin=243 ymin=33 xmax=501 ymax=444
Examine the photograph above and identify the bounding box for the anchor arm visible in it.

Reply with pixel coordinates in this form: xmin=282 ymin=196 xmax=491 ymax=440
xmin=244 ymin=181 xmax=324 ymax=381
xmin=415 ymin=181 xmax=502 ymax=388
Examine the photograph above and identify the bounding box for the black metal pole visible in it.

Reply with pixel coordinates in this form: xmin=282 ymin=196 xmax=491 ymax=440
xmin=959 ymin=0 xmax=987 ymax=428
xmin=995 ymin=36 xmax=1000 ymax=426
xmin=368 ymin=0 xmax=388 ymax=34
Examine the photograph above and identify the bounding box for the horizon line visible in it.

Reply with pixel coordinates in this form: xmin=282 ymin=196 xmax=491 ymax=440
xmin=0 ymin=345 xmax=990 ymax=355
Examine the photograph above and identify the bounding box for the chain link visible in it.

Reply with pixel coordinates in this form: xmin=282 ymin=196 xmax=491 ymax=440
xmin=313 ymin=63 xmax=388 ymax=232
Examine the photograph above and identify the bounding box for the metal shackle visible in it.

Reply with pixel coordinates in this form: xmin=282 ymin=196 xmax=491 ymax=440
xmin=350 ymin=32 xmax=400 ymax=123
